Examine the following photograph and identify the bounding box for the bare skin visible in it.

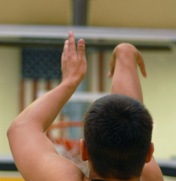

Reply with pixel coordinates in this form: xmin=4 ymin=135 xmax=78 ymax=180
xmin=109 ymin=43 xmax=163 ymax=181
xmin=7 ymin=32 xmax=163 ymax=181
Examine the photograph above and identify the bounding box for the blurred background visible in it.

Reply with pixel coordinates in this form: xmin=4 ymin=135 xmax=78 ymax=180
xmin=0 ymin=0 xmax=176 ymax=180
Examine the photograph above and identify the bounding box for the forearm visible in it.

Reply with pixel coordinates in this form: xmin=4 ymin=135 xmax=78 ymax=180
xmin=110 ymin=44 xmax=145 ymax=103
xmin=12 ymin=81 xmax=77 ymax=132
xmin=111 ymin=55 xmax=143 ymax=102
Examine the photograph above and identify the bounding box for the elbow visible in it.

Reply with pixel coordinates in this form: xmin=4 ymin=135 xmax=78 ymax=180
xmin=7 ymin=120 xmax=23 ymax=142
xmin=7 ymin=121 xmax=17 ymax=141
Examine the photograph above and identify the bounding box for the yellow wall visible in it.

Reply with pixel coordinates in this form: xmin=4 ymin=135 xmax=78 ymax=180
xmin=0 ymin=47 xmax=20 ymax=155
xmin=0 ymin=0 xmax=71 ymax=25
xmin=89 ymin=0 xmax=176 ymax=28
xmin=0 ymin=0 xmax=176 ymax=28
xmin=140 ymin=49 xmax=176 ymax=159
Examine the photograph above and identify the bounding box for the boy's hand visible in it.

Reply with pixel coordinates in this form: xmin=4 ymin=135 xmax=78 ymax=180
xmin=108 ymin=43 xmax=147 ymax=78
xmin=61 ymin=31 xmax=87 ymax=86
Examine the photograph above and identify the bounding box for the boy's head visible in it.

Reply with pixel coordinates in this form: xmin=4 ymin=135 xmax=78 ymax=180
xmin=82 ymin=94 xmax=153 ymax=180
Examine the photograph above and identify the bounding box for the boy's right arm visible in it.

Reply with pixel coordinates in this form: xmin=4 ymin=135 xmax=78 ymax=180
xmin=109 ymin=43 xmax=163 ymax=181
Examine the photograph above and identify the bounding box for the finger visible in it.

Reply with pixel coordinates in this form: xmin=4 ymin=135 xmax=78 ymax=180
xmin=77 ymin=39 xmax=85 ymax=58
xmin=137 ymin=53 xmax=147 ymax=77
xmin=108 ymin=50 xmax=116 ymax=78
xmin=68 ymin=31 xmax=76 ymax=54
xmin=62 ymin=40 xmax=69 ymax=58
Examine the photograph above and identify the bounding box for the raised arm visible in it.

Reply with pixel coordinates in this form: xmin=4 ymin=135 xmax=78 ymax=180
xmin=7 ymin=32 xmax=87 ymax=181
xmin=109 ymin=43 xmax=163 ymax=181
xmin=109 ymin=43 xmax=146 ymax=102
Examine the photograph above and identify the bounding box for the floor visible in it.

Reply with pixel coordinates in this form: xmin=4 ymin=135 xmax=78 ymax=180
xmin=0 ymin=171 xmax=175 ymax=181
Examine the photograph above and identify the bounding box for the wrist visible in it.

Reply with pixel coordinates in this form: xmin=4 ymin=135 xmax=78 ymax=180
xmin=61 ymin=78 xmax=79 ymax=91
xmin=115 ymin=45 xmax=138 ymax=60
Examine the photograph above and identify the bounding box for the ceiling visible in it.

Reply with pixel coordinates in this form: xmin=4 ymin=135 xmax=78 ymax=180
xmin=0 ymin=0 xmax=176 ymax=29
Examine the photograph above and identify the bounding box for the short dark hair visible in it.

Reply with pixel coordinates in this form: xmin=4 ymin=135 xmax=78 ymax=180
xmin=83 ymin=94 xmax=153 ymax=180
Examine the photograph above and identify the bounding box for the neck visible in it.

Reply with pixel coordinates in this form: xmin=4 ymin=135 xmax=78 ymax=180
xmin=91 ymin=178 xmax=140 ymax=181
xmin=89 ymin=163 xmax=140 ymax=181
xmin=89 ymin=170 xmax=140 ymax=181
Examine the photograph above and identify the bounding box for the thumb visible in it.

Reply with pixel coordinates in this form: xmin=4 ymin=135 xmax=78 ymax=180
xmin=137 ymin=53 xmax=147 ymax=77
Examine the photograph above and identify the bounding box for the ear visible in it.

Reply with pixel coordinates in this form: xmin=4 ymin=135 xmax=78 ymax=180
xmin=80 ymin=139 xmax=89 ymax=161
xmin=145 ymin=142 xmax=154 ymax=163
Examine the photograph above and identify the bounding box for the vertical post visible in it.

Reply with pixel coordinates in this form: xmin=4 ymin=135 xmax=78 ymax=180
xmin=32 ymin=79 xmax=38 ymax=101
xmin=46 ymin=80 xmax=52 ymax=91
xmin=72 ymin=0 xmax=88 ymax=26
xmin=19 ymin=79 xmax=25 ymax=112
xmin=98 ymin=52 xmax=104 ymax=92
